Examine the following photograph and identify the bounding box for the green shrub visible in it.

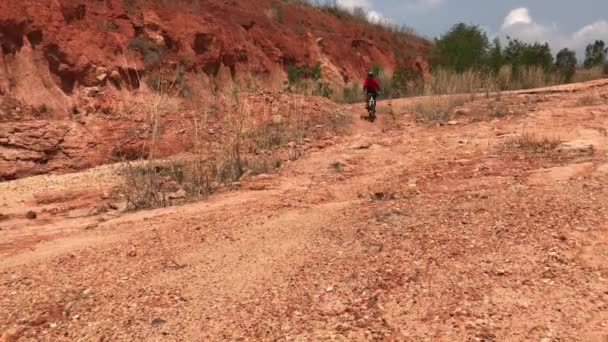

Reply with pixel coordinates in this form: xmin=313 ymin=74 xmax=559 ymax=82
xmin=103 ymin=21 xmax=119 ymax=31
xmin=128 ymin=36 xmax=166 ymax=67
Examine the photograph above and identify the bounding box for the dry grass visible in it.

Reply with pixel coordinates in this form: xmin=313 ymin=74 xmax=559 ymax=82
xmin=409 ymin=95 xmax=469 ymax=122
xmin=117 ymin=159 xmax=213 ymax=210
xmin=504 ymin=132 xmax=562 ymax=152
xmin=330 ymin=160 xmax=346 ymax=172
xmin=116 ymin=81 xmax=349 ymax=210
xmin=572 ymin=66 xmax=606 ymax=83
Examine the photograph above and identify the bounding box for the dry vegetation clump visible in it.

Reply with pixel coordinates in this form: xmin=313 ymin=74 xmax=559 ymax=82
xmin=116 ymin=85 xmax=350 ymax=210
xmin=504 ymin=132 xmax=562 ymax=152
xmin=409 ymin=95 xmax=470 ymax=122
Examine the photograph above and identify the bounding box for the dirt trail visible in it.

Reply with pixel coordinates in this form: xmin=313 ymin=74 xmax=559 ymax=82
xmin=1 ymin=80 xmax=608 ymax=341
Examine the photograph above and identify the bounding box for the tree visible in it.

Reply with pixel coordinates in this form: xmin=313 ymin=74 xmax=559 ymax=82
xmin=487 ymin=37 xmax=505 ymax=73
xmin=584 ymin=40 xmax=607 ymax=68
xmin=433 ymin=23 xmax=489 ymax=72
xmin=555 ymin=48 xmax=577 ymax=82
xmin=504 ymin=38 xmax=553 ymax=72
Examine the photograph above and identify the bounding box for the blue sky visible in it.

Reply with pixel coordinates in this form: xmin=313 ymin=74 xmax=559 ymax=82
xmin=334 ymin=0 xmax=608 ymax=59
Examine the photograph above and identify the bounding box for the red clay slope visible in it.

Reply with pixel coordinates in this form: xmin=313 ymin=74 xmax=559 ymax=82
xmin=0 ymin=0 xmax=430 ymax=107
xmin=0 ymin=0 xmax=430 ymax=181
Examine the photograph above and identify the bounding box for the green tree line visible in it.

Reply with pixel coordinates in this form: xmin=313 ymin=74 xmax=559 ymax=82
xmin=432 ymin=23 xmax=608 ymax=82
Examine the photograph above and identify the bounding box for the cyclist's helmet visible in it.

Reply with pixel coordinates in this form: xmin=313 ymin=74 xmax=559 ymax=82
xmin=367 ymin=71 xmax=374 ymax=77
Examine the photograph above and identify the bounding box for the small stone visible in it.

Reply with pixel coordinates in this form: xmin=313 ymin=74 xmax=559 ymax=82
xmin=25 ymin=211 xmax=37 ymax=220
xmin=127 ymin=248 xmax=137 ymax=257
xmin=496 ymin=269 xmax=506 ymax=276
xmin=96 ymin=73 xmax=108 ymax=82
xmin=557 ymin=140 xmax=594 ymax=152
xmin=455 ymin=107 xmax=471 ymax=115
xmin=83 ymin=223 xmax=98 ymax=230
xmin=151 ymin=318 xmax=167 ymax=327
xmin=287 ymin=141 xmax=296 ymax=148
xmin=350 ymin=141 xmax=372 ymax=150
xmin=168 ymin=189 xmax=187 ymax=199
xmin=447 ymin=120 xmax=459 ymax=125
xmin=110 ymin=70 xmax=121 ymax=80
xmin=326 ymin=286 xmax=334 ymax=292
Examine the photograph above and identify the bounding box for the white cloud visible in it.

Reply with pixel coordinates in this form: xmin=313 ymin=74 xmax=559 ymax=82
xmin=573 ymin=21 xmax=608 ymax=41
xmin=502 ymin=7 xmax=532 ymax=29
xmin=367 ymin=10 xmax=388 ymax=24
xmin=335 ymin=0 xmax=390 ymax=23
xmin=500 ymin=7 xmax=608 ymax=60
xmin=334 ymin=0 xmax=443 ymax=23
xmin=402 ymin=0 xmax=444 ymax=12
xmin=336 ymin=0 xmax=370 ymax=8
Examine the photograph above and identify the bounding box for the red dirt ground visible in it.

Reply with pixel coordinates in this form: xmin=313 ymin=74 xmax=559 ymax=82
xmin=1 ymin=79 xmax=607 ymax=341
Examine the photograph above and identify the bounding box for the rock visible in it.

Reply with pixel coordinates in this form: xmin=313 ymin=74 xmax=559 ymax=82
xmin=239 ymin=170 xmax=253 ymax=181
xmin=178 ymin=128 xmax=186 ymax=135
xmin=287 ymin=141 xmax=296 ymax=148
xmin=67 ymin=208 xmax=90 ymax=219
xmin=96 ymin=73 xmax=108 ymax=82
xmin=84 ymin=87 xmax=101 ymax=96
xmin=151 ymin=318 xmax=167 ymax=327
xmin=240 ymin=20 xmax=256 ymax=30
xmin=447 ymin=120 xmax=459 ymax=125
xmin=83 ymin=222 xmax=98 ymax=230
xmin=495 ymin=269 xmax=506 ymax=276
xmin=109 ymin=69 xmax=121 ymax=81
xmin=247 ymin=184 xmax=267 ymax=191
xmin=168 ymin=189 xmax=187 ymax=199
xmin=0 ymin=326 xmax=25 ymax=342
xmin=127 ymin=248 xmax=137 ymax=257
xmin=350 ymin=141 xmax=372 ymax=150
xmin=25 ymin=211 xmax=37 ymax=220
xmin=557 ymin=140 xmax=594 ymax=152
xmin=455 ymin=107 xmax=471 ymax=115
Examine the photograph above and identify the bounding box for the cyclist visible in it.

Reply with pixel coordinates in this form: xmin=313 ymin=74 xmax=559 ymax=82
xmin=363 ymin=71 xmax=380 ymax=110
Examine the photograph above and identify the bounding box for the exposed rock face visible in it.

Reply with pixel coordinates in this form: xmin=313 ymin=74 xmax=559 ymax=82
xmin=0 ymin=0 xmax=431 ymax=180
xmin=0 ymin=120 xmax=97 ymax=180
xmin=0 ymin=0 xmax=430 ymax=105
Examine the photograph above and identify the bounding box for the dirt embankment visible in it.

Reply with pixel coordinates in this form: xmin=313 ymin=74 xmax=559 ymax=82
xmin=0 ymin=0 xmax=430 ymax=181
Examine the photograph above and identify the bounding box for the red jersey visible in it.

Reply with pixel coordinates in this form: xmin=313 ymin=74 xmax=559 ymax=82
xmin=363 ymin=77 xmax=379 ymax=93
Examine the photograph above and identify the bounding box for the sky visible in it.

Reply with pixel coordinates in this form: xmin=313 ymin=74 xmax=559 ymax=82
xmin=332 ymin=0 xmax=608 ymax=60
